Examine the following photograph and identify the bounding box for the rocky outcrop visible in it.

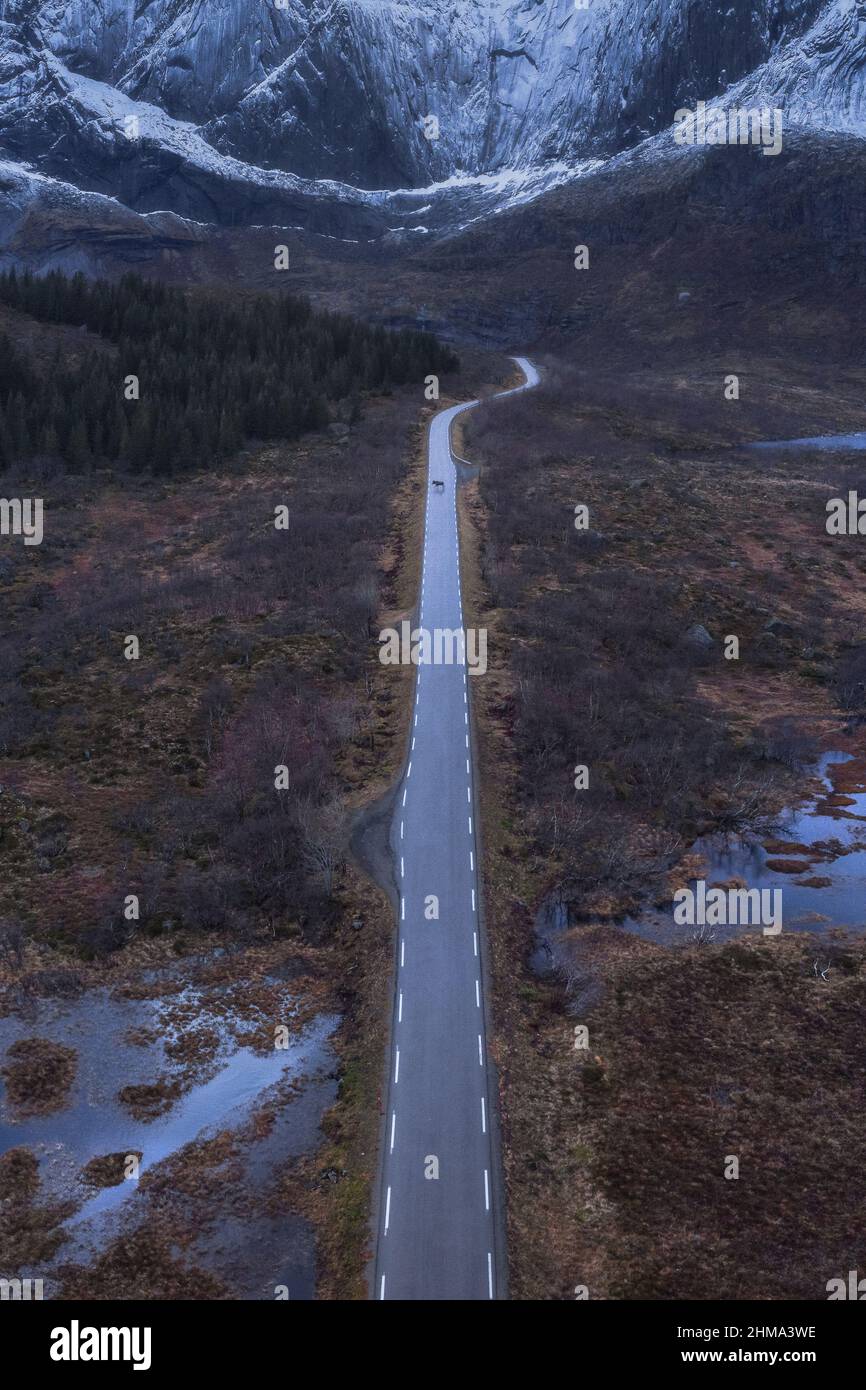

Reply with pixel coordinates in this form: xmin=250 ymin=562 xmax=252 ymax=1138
xmin=0 ymin=1 xmax=863 ymax=238
xmin=20 ymin=0 xmax=842 ymax=185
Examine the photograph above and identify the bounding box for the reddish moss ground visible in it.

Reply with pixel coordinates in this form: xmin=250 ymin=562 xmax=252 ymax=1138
xmin=460 ymin=343 xmax=866 ymax=1299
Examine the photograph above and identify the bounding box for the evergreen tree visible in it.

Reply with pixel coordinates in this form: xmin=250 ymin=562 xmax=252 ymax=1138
xmin=0 ymin=269 xmax=460 ymax=477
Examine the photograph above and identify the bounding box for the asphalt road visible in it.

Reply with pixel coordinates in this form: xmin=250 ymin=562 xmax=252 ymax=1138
xmin=374 ymin=357 xmax=540 ymax=1301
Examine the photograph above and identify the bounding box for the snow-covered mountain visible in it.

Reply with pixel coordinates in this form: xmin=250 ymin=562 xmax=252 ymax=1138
xmin=0 ymin=0 xmax=864 ymax=239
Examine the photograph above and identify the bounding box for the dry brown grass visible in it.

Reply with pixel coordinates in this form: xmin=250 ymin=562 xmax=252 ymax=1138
xmin=1 ymin=1037 xmax=77 ymax=1114
xmin=460 ymin=341 xmax=866 ymax=1299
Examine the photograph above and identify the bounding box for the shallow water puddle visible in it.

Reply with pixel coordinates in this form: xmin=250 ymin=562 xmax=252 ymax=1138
xmin=531 ymin=752 xmax=866 ymax=956
xmin=624 ymin=752 xmax=866 ymax=944
xmin=0 ymin=979 xmax=340 ymax=1297
xmin=751 ymin=433 xmax=866 ymax=451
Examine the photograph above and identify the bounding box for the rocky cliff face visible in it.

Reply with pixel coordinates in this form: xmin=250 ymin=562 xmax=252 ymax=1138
xmin=0 ymin=0 xmax=863 ymax=235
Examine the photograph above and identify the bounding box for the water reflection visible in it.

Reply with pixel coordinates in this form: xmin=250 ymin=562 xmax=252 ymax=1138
xmin=625 ymin=753 xmax=866 ymax=944
xmin=532 ymin=753 xmax=866 ymax=956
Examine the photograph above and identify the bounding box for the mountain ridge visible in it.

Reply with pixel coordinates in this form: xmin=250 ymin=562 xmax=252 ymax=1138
xmin=0 ymin=0 xmax=864 ymax=257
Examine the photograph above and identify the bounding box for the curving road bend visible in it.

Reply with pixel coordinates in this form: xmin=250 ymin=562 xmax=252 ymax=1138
xmin=374 ymin=356 xmax=540 ymax=1301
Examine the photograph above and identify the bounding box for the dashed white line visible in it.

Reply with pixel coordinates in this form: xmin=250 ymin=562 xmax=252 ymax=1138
xmin=487 ymin=1253 xmax=493 ymax=1300
xmin=402 ymin=788 xmax=407 ymax=807
xmin=475 ymin=979 xmax=480 ymax=1007
xmin=401 ymin=940 xmax=405 ymax=967
xmin=400 ymin=821 xmax=404 ymax=839
xmin=481 ymin=1096 xmax=486 ymax=1133
xmin=407 ymin=761 xmax=412 ymax=778
xmin=471 ymin=888 xmax=476 ymax=911
xmin=469 ymin=816 xmax=473 ymax=834
xmin=380 ymin=1274 xmax=386 ymax=1301
xmin=390 ymin=1111 xmax=396 ymax=1152
xmin=467 ymin=787 xmax=471 ymax=804
xmin=484 ymin=1169 xmax=490 ymax=1212
xmin=470 ymin=850 xmax=474 ymax=870
xmin=385 ymin=1186 xmax=392 ymax=1232
xmin=394 ymin=1050 xmax=400 ymax=1084
xmin=477 ymin=1034 xmax=483 ymax=1065
xmin=398 ymin=992 xmax=403 ymax=1023
xmin=473 ymin=931 xmax=478 ymax=956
